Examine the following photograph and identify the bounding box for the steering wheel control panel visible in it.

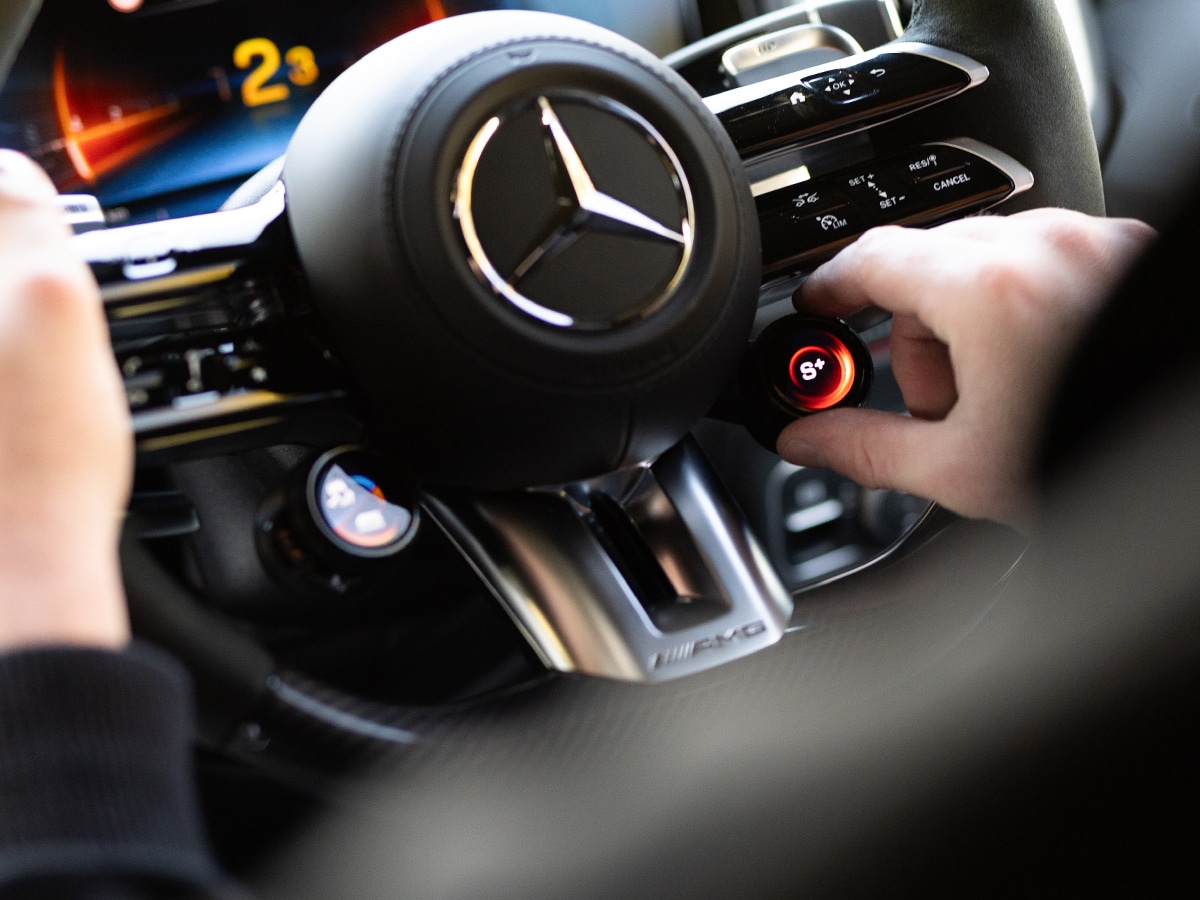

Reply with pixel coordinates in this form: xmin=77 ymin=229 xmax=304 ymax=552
xmin=678 ymin=41 xmax=1034 ymax=282
xmin=755 ymin=138 xmax=1035 ymax=275
xmin=705 ymin=43 xmax=987 ymax=158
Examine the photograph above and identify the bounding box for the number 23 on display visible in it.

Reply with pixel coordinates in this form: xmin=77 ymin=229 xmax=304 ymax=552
xmin=233 ymin=38 xmax=319 ymax=108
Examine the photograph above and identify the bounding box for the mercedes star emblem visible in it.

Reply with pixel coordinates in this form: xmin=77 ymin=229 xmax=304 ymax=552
xmin=455 ymin=93 xmax=696 ymax=330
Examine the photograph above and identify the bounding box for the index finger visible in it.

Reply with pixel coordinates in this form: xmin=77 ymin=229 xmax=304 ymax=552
xmin=792 ymin=225 xmax=1007 ymax=342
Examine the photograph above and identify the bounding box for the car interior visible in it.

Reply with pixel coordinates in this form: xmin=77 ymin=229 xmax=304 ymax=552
xmin=1 ymin=0 xmax=1197 ymax=895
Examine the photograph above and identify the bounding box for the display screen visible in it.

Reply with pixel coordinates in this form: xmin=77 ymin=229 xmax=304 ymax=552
xmin=0 ymin=0 xmax=490 ymax=222
xmin=0 ymin=0 xmax=689 ymax=224
xmin=315 ymin=457 xmax=417 ymax=554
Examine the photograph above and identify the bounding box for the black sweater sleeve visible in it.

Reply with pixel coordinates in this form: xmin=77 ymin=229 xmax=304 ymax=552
xmin=0 ymin=642 xmax=235 ymax=898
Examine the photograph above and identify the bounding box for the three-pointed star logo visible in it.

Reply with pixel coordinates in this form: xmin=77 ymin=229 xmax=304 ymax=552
xmin=507 ymin=97 xmax=688 ymax=285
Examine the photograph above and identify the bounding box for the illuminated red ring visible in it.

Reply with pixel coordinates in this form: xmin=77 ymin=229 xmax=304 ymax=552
xmin=787 ymin=339 xmax=856 ymax=411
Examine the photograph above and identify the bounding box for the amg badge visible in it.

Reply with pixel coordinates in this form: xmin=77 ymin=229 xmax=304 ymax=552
xmin=651 ymin=620 xmax=768 ymax=670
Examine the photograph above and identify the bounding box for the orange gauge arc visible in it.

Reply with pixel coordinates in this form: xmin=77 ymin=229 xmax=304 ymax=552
xmin=53 ymin=48 xmax=189 ymax=184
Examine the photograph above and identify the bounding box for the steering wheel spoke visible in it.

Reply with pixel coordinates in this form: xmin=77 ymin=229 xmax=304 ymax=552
xmin=424 ymin=436 xmax=793 ymax=683
xmin=76 ymin=183 xmax=361 ymax=464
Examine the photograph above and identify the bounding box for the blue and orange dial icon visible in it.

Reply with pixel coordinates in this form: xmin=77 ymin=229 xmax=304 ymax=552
xmin=312 ymin=453 xmax=418 ymax=556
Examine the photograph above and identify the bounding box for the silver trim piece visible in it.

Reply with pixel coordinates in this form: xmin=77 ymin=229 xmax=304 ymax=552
xmin=1054 ymin=0 xmax=1098 ymax=117
xmin=661 ymin=3 xmax=821 ymax=74
xmin=878 ymin=0 xmax=904 ymax=41
xmin=884 ymin=42 xmax=989 ymax=87
xmin=705 ymin=41 xmax=988 ymax=117
xmin=786 ymin=498 xmax=845 ymax=533
xmin=424 ymin=438 xmax=793 ymax=683
xmin=73 ymin=181 xmax=286 ymax=266
xmin=930 ymin=136 xmax=1036 ymax=198
xmin=101 ymin=261 xmax=241 ymax=305
xmin=56 ymin=194 xmax=105 ymax=233
xmin=797 ymin=501 xmax=950 ymax=594
xmin=131 ymin=389 xmax=328 ymax=434
xmin=750 ymin=164 xmax=812 ymax=197
xmin=795 ymin=544 xmax=862 ymax=581
xmin=721 ymin=24 xmax=863 ymax=77
xmin=455 ymin=94 xmax=695 ymax=330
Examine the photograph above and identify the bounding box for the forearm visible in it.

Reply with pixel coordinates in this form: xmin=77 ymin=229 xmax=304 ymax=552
xmin=0 ymin=643 xmax=230 ymax=898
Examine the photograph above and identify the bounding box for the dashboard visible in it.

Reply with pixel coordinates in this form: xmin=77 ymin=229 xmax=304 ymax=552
xmin=6 ymin=0 xmax=989 ymax=597
xmin=0 ymin=0 xmax=691 ymax=224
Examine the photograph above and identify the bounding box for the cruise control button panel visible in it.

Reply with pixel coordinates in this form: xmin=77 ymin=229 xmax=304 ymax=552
xmin=757 ymin=138 xmax=1035 ymax=276
xmin=706 ymin=42 xmax=988 ymax=158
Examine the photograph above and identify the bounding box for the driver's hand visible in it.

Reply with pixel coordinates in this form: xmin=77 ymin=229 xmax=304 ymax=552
xmin=0 ymin=150 xmax=132 ymax=650
xmin=777 ymin=209 xmax=1155 ymax=528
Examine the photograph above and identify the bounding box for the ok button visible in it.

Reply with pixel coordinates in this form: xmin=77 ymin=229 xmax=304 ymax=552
xmin=801 ymin=69 xmax=878 ymax=104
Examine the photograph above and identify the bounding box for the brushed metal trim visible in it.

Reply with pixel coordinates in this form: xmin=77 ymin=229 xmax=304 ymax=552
xmin=423 ymin=438 xmax=793 ymax=683
xmin=73 ymin=180 xmax=286 ymax=266
xmin=720 ymin=23 xmax=863 ymax=77
xmin=878 ymin=0 xmax=905 ymax=41
xmin=131 ymin=388 xmax=340 ymax=434
xmin=750 ymin=164 xmax=812 ymax=197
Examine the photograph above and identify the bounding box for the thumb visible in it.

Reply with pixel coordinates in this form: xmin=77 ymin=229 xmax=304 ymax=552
xmin=775 ymin=408 xmax=947 ymax=500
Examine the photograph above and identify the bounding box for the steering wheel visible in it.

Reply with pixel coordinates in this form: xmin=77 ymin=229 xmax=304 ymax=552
xmin=69 ymin=0 xmax=1153 ymax=892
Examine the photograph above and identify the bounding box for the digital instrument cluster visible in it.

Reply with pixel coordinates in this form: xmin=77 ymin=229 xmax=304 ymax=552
xmin=0 ymin=0 xmax=690 ymax=223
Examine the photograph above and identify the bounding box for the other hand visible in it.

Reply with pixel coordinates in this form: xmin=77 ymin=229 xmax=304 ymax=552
xmin=0 ymin=150 xmax=132 ymax=650
xmin=777 ymin=209 xmax=1155 ymax=528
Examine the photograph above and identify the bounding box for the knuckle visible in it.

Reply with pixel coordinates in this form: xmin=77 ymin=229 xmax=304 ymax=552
xmin=1109 ymin=217 xmax=1158 ymax=255
xmin=843 ymin=226 xmax=911 ymax=284
xmin=850 ymin=225 xmax=904 ymax=261
xmin=1035 ymin=212 xmax=1130 ymax=269
xmin=972 ymin=256 xmax=1034 ymax=305
xmin=11 ymin=262 xmax=89 ymax=312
